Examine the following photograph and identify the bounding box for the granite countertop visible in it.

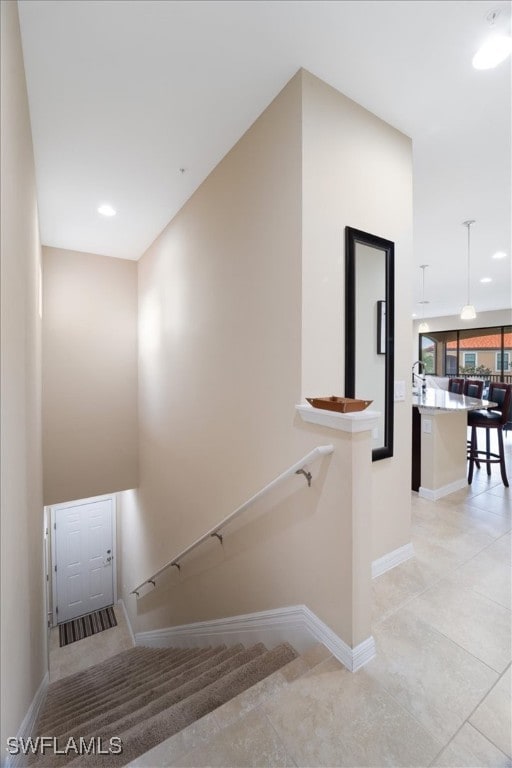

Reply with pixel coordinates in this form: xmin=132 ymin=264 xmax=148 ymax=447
xmin=412 ymin=388 xmax=497 ymax=414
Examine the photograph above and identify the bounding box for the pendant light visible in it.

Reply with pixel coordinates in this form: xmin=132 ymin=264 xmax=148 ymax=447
xmin=418 ymin=264 xmax=429 ymax=333
xmin=460 ymin=220 xmax=477 ymax=320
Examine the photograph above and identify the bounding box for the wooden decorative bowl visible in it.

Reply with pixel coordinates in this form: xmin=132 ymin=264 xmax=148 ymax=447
xmin=306 ymin=396 xmax=373 ymax=413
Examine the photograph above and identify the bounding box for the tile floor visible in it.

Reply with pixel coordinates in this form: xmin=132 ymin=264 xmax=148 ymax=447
xmin=51 ymin=437 xmax=511 ymax=767
xmin=49 ymin=603 xmax=134 ymax=682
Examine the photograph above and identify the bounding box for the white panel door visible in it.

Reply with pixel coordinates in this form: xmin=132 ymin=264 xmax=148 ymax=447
xmin=54 ymin=497 xmax=114 ymax=622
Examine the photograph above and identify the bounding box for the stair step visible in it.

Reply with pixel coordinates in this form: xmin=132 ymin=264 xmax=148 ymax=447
xmin=68 ymin=643 xmax=298 ymax=767
xmin=32 ymin=641 xmax=298 ymax=767
xmin=45 ymin=646 xmax=238 ymax=738
xmin=40 ymin=647 xmax=224 ymax=733
xmin=44 ymin=647 xmax=195 ymax=710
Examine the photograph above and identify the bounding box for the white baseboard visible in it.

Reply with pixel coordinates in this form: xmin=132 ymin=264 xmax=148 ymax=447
xmin=372 ymin=542 xmax=414 ymax=579
xmin=419 ymin=477 xmax=467 ymax=501
xmin=3 ymin=671 xmax=49 ymax=768
xmin=135 ymin=604 xmax=375 ymax=673
xmin=117 ymin=598 xmax=136 ymax=647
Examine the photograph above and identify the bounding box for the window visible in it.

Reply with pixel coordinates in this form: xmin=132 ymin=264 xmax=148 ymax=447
xmin=496 ymin=352 xmax=510 ymax=371
xmin=463 ymin=352 xmax=477 ymax=369
xmin=421 ymin=336 xmax=436 ymax=374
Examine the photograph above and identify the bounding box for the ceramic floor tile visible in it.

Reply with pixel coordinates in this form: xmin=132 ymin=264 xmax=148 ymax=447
xmin=449 ymin=545 xmax=512 ymax=609
xmin=213 ymin=669 xmax=288 ymax=729
xmin=464 ymin=492 xmax=512 ymax=518
xmin=487 ymin=484 xmax=512 ymax=500
xmin=407 ymin=580 xmax=511 ymax=673
xmin=298 ymin=642 xmax=332 ymax=667
xmin=371 ymin=537 xmax=465 ymax=624
xmin=489 ymin=532 xmax=512 ymax=564
xmin=49 ymin=604 xmax=134 ymax=682
xmin=413 ymin=493 xmax=511 ymax=538
xmin=299 ymin=655 xmax=345 ymax=677
xmin=263 ymin=666 xmax=442 ymax=767
xmin=126 ymin=711 xmax=220 ymax=767
xmin=431 ymin=723 xmax=512 ymax=767
xmin=439 ymin=485 xmax=495 ymax=507
xmin=174 ymin=708 xmax=296 ymax=767
xmin=470 ymin=666 xmax=512 ymax=758
xmin=411 ymin=517 xmax=495 ymax=562
xmin=366 ymin=607 xmax=498 ymax=743
xmin=278 ymin=655 xmax=311 ymax=682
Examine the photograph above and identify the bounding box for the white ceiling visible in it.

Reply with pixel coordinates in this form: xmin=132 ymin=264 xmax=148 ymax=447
xmin=18 ymin=0 xmax=511 ymax=318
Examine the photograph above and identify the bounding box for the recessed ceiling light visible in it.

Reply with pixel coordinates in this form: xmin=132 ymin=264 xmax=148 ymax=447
xmin=473 ymin=9 xmax=512 ymax=69
xmin=412 ymin=313 xmax=417 ymax=318
xmin=480 ymin=277 xmax=493 ymax=283
xmin=98 ymin=204 xmax=116 ymax=217
xmin=473 ymin=34 xmax=512 ymax=69
xmin=492 ymin=251 xmax=506 ymax=259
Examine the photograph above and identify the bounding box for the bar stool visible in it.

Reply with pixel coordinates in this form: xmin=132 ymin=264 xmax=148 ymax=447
xmin=464 ymin=379 xmax=484 ymax=398
xmin=464 ymin=379 xmax=484 ymax=467
xmin=467 ymin=382 xmax=512 ymax=487
xmin=448 ymin=377 xmax=464 ymax=394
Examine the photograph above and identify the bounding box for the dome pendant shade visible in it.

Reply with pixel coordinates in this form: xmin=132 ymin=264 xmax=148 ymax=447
xmin=460 ymin=304 xmax=477 ymax=320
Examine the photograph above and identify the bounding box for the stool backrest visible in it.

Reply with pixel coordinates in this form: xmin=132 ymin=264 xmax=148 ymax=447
xmin=464 ymin=379 xmax=484 ymax=398
xmin=489 ymin=383 xmax=512 ymax=426
xmin=448 ymin=378 xmax=464 ymax=394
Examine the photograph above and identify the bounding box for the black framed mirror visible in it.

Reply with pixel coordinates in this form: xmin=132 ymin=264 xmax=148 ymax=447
xmin=345 ymin=227 xmax=394 ymax=461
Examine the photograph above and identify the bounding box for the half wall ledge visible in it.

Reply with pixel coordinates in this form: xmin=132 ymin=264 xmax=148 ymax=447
xmin=295 ymin=403 xmax=380 ymax=433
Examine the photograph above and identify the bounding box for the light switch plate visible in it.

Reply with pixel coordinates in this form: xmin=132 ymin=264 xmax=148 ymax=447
xmin=394 ymin=380 xmax=405 ymax=401
xmin=423 ymin=418 xmax=432 ymax=434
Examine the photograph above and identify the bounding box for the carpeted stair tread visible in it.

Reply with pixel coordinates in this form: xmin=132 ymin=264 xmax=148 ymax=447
xmin=39 ymin=649 xmax=198 ymax=728
xmin=43 ymin=645 xmax=238 ymax=737
xmin=36 ymin=644 xmax=267 ymax=766
xmin=42 ymin=647 xmax=178 ymax=709
xmin=39 ymin=647 xmax=222 ymax=732
xmin=32 ymin=642 xmax=298 ymax=766
xmin=41 ymin=646 xmax=218 ymax=729
xmin=43 ymin=647 xmax=199 ymax=710
xmin=68 ymin=642 xmax=298 ymax=767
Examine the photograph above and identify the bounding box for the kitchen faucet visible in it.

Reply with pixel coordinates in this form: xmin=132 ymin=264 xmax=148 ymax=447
xmin=412 ymin=360 xmax=427 ymax=392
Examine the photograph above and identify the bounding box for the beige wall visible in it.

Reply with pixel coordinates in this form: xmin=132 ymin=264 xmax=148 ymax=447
xmin=301 ymin=70 xmax=413 ymax=561
xmin=0 ymin=0 xmax=46 ymax=747
xmin=42 ymin=247 xmax=138 ymax=505
xmin=119 ymin=70 xmax=412 ymax=648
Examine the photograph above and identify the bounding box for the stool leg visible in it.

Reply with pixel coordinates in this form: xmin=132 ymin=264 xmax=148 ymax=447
xmin=497 ymin=427 xmax=509 ymax=487
xmin=468 ymin=427 xmax=476 ymax=484
xmin=485 ymin=428 xmax=491 ymax=475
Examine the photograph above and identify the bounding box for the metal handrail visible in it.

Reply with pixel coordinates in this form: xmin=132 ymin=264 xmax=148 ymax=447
xmin=131 ymin=444 xmax=334 ymax=597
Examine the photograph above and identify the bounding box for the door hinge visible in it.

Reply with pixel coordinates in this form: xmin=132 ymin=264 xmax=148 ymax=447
xmin=54 ymin=565 xmax=57 ymax=572
xmin=46 ymin=574 xmax=49 ymax=582
xmin=45 ymin=527 xmax=48 ymax=536
xmin=54 ymin=522 xmax=56 ymax=530
xmin=56 ymin=606 xmax=58 ymax=615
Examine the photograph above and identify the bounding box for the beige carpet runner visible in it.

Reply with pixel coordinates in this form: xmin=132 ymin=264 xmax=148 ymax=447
xmin=32 ymin=642 xmax=297 ymax=766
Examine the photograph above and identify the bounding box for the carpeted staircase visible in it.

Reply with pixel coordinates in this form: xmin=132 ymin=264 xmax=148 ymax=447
xmin=32 ymin=642 xmax=298 ymax=766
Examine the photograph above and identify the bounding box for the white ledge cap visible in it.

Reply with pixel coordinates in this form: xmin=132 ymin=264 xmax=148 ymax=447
xmin=296 ymin=403 xmax=380 ymax=433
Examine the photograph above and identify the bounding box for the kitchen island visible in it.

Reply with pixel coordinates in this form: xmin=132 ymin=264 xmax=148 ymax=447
xmin=412 ymin=389 xmax=496 ymax=500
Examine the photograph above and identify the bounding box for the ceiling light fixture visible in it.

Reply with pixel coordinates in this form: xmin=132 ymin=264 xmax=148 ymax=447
xmin=480 ymin=277 xmax=492 ymax=283
xmin=492 ymin=251 xmax=506 ymax=259
xmin=418 ymin=264 xmax=429 ymax=333
xmin=473 ymin=9 xmax=512 ymax=69
xmin=460 ymin=220 xmax=477 ymax=320
xmin=98 ymin=204 xmax=116 ymax=217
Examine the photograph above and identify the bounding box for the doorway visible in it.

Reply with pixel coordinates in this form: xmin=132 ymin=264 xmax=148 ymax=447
xmin=50 ymin=495 xmax=116 ymax=624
